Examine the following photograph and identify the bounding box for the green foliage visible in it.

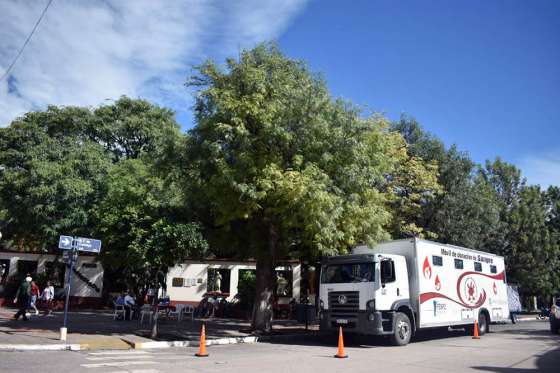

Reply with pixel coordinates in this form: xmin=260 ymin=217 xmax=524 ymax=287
xmin=0 ymin=97 xmax=206 ymax=300
xmin=383 ymin=128 xmax=442 ymax=238
xmin=94 ymin=158 xmax=207 ymax=295
xmin=90 ymin=96 xmax=182 ymax=164
xmin=187 ymin=43 xmax=393 ymax=260
xmin=186 ymin=43 xmax=400 ymax=330
xmin=393 ymin=117 xmax=560 ymax=297
xmin=504 ymin=185 xmax=560 ymax=296
xmin=237 ymin=270 xmax=257 ymax=310
xmin=0 ymin=109 xmax=111 ymax=249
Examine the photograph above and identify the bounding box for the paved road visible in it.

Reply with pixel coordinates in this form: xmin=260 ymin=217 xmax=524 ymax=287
xmin=1 ymin=321 xmax=558 ymax=373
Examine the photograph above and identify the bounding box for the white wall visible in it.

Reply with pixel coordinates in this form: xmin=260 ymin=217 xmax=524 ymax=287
xmin=166 ymin=260 xmax=302 ymax=303
xmin=0 ymin=251 xmax=103 ymax=298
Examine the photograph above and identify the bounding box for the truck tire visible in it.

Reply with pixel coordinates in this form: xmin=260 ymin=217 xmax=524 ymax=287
xmin=390 ymin=312 xmax=412 ymax=346
xmin=478 ymin=312 xmax=489 ymax=335
xmin=550 ymin=316 xmax=559 ymax=334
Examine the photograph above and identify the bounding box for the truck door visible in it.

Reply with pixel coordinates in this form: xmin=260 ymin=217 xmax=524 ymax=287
xmin=377 ymin=257 xmax=409 ymax=310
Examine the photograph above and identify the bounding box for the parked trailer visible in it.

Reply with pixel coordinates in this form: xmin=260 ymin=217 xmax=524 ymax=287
xmin=319 ymin=238 xmax=510 ymax=345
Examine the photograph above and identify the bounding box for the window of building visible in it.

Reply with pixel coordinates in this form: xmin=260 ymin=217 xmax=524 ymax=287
xmin=474 ymin=262 xmax=482 ymax=272
xmin=45 ymin=261 xmax=66 ymax=287
xmin=276 ymin=270 xmax=293 ymax=297
xmin=432 ymin=255 xmax=443 ymax=266
xmin=454 ymin=259 xmax=464 ymax=270
xmin=207 ymin=268 xmax=231 ymax=293
xmin=17 ymin=260 xmax=38 ymax=277
xmin=0 ymin=259 xmax=10 ymax=282
xmin=172 ymin=277 xmax=184 ymax=287
xmin=490 ymin=265 xmax=497 ymax=274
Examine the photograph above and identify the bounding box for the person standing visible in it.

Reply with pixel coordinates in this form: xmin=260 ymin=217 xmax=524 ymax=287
xmin=30 ymin=280 xmax=40 ymax=315
xmin=13 ymin=274 xmax=32 ymax=321
xmin=42 ymin=281 xmax=55 ymax=316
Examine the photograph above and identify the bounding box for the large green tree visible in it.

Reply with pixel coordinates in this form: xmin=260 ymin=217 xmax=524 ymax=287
xmin=0 ymin=108 xmax=110 ymax=250
xmin=0 ymin=98 xmax=206 ymax=304
xmin=391 ymin=116 xmax=502 ymax=248
xmin=93 ymin=158 xmax=207 ymax=299
xmin=478 ymin=159 xmax=560 ymax=297
xmin=186 ymin=44 xmax=397 ymax=331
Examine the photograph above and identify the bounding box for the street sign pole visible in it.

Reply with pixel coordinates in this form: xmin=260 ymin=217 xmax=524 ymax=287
xmin=63 ymin=248 xmax=76 ymax=329
xmin=57 ymin=234 xmax=100 ymax=341
xmin=61 ymin=238 xmax=77 ymax=341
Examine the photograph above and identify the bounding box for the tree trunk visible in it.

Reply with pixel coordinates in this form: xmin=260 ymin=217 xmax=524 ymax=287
xmin=250 ymin=223 xmax=278 ymax=333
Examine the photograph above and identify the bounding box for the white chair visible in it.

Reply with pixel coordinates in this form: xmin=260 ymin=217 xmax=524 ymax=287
xmin=181 ymin=305 xmax=195 ymax=321
xmin=168 ymin=304 xmax=185 ymax=322
xmin=139 ymin=304 xmax=153 ymax=325
xmin=113 ymin=302 xmax=125 ymax=320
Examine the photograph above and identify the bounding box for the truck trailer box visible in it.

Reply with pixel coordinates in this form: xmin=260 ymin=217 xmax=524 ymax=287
xmin=371 ymin=239 xmax=510 ymax=328
xmin=319 ymin=238 xmax=510 ymax=345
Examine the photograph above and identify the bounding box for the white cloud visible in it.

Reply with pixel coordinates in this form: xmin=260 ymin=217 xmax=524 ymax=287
xmin=0 ymin=0 xmax=308 ymax=126
xmin=518 ymin=151 xmax=560 ymax=189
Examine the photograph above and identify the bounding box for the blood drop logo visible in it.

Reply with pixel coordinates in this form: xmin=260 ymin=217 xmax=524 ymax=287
xmin=423 ymin=257 xmax=432 ymax=279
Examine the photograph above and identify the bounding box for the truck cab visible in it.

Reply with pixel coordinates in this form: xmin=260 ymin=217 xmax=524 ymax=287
xmin=319 ymin=251 xmax=414 ymax=345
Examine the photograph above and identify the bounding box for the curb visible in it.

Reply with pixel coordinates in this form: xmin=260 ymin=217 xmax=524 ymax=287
xmin=516 ymin=317 xmax=543 ymax=322
xmin=127 ymin=335 xmax=259 ymax=349
xmin=0 ymin=344 xmax=81 ymax=351
xmin=0 ymin=334 xmax=300 ymax=352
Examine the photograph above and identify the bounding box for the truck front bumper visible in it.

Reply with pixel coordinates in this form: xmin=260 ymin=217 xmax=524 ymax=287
xmin=319 ymin=310 xmax=392 ymax=335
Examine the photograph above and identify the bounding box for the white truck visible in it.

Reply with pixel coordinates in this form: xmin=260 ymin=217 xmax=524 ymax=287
xmin=319 ymin=238 xmax=510 ymax=345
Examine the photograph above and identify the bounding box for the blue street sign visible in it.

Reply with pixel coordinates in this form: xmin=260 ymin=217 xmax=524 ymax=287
xmin=58 ymin=235 xmax=73 ymax=250
xmin=74 ymin=237 xmax=102 ymax=253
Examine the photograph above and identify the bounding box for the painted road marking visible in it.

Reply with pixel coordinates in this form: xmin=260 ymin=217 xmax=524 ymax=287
xmin=106 ymin=370 xmax=160 ymax=373
xmin=81 ymin=361 xmax=158 ymax=368
xmin=87 ymin=351 xmax=151 ymax=355
xmin=86 ymin=355 xmax=154 ymax=361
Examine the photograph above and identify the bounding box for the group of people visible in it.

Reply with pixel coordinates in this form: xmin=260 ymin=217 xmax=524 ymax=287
xmin=13 ymin=274 xmax=55 ymax=321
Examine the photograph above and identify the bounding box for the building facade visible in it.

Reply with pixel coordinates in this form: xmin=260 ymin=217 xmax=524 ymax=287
xmin=0 ymin=250 xmax=104 ymax=307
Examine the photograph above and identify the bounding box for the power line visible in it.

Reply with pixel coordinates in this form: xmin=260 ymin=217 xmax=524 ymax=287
xmin=0 ymin=0 xmax=54 ymax=83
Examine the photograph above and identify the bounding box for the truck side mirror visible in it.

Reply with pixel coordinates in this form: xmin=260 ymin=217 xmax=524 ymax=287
xmin=381 ymin=259 xmax=395 ymax=286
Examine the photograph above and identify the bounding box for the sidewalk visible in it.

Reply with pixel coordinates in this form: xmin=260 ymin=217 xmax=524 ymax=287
xmin=0 ymin=307 xmax=318 ymax=351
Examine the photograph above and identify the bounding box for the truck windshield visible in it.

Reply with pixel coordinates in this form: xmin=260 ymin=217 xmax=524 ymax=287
xmin=321 ymin=263 xmax=374 ymax=283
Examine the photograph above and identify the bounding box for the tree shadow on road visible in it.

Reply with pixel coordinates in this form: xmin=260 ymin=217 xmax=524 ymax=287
xmin=472 ymin=346 xmax=560 ymax=373
xmin=258 ymin=327 xmax=471 ymax=348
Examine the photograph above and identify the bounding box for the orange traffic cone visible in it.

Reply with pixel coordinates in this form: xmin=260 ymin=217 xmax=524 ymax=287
xmin=472 ymin=318 xmax=480 ymax=339
xmin=195 ymin=323 xmax=209 ymax=357
xmin=334 ymin=326 xmax=348 ymax=358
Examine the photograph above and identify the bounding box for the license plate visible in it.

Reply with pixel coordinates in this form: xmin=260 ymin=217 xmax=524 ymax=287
xmin=336 ymin=319 xmax=348 ymax=324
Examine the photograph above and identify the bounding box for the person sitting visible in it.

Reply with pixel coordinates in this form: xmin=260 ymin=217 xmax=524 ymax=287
xmin=115 ymin=292 xmax=125 ymax=305
xmin=114 ymin=292 xmax=126 ymax=320
xmin=123 ymin=292 xmax=136 ymax=320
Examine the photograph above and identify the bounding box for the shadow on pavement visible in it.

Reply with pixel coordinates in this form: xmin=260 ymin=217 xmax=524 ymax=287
xmin=259 ymin=326 xmax=471 ymax=348
xmin=472 ymin=346 xmax=560 ymax=373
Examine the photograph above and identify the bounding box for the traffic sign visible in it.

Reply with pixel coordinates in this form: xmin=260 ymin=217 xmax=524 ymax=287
xmin=58 ymin=235 xmax=73 ymax=250
xmin=74 ymin=237 xmax=102 ymax=253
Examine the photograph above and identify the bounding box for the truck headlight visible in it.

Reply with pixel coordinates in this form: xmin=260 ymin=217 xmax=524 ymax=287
xmin=367 ymin=300 xmax=375 ymax=309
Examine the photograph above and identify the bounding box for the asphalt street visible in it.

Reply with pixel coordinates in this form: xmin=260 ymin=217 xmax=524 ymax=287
xmin=0 ymin=321 xmax=558 ymax=373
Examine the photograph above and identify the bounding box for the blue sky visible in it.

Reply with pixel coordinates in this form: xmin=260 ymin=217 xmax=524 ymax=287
xmin=275 ymin=0 xmax=560 ymax=187
xmin=1 ymin=0 xmax=558 ymax=187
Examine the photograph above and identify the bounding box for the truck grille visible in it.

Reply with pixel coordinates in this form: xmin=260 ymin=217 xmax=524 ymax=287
xmin=328 ymin=291 xmax=359 ymax=318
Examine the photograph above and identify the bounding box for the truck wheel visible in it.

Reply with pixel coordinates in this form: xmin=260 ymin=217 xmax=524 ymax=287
xmin=478 ymin=313 xmax=489 ymax=335
xmin=550 ymin=317 xmax=559 ymax=334
xmin=390 ymin=312 xmax=412 ymax=346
